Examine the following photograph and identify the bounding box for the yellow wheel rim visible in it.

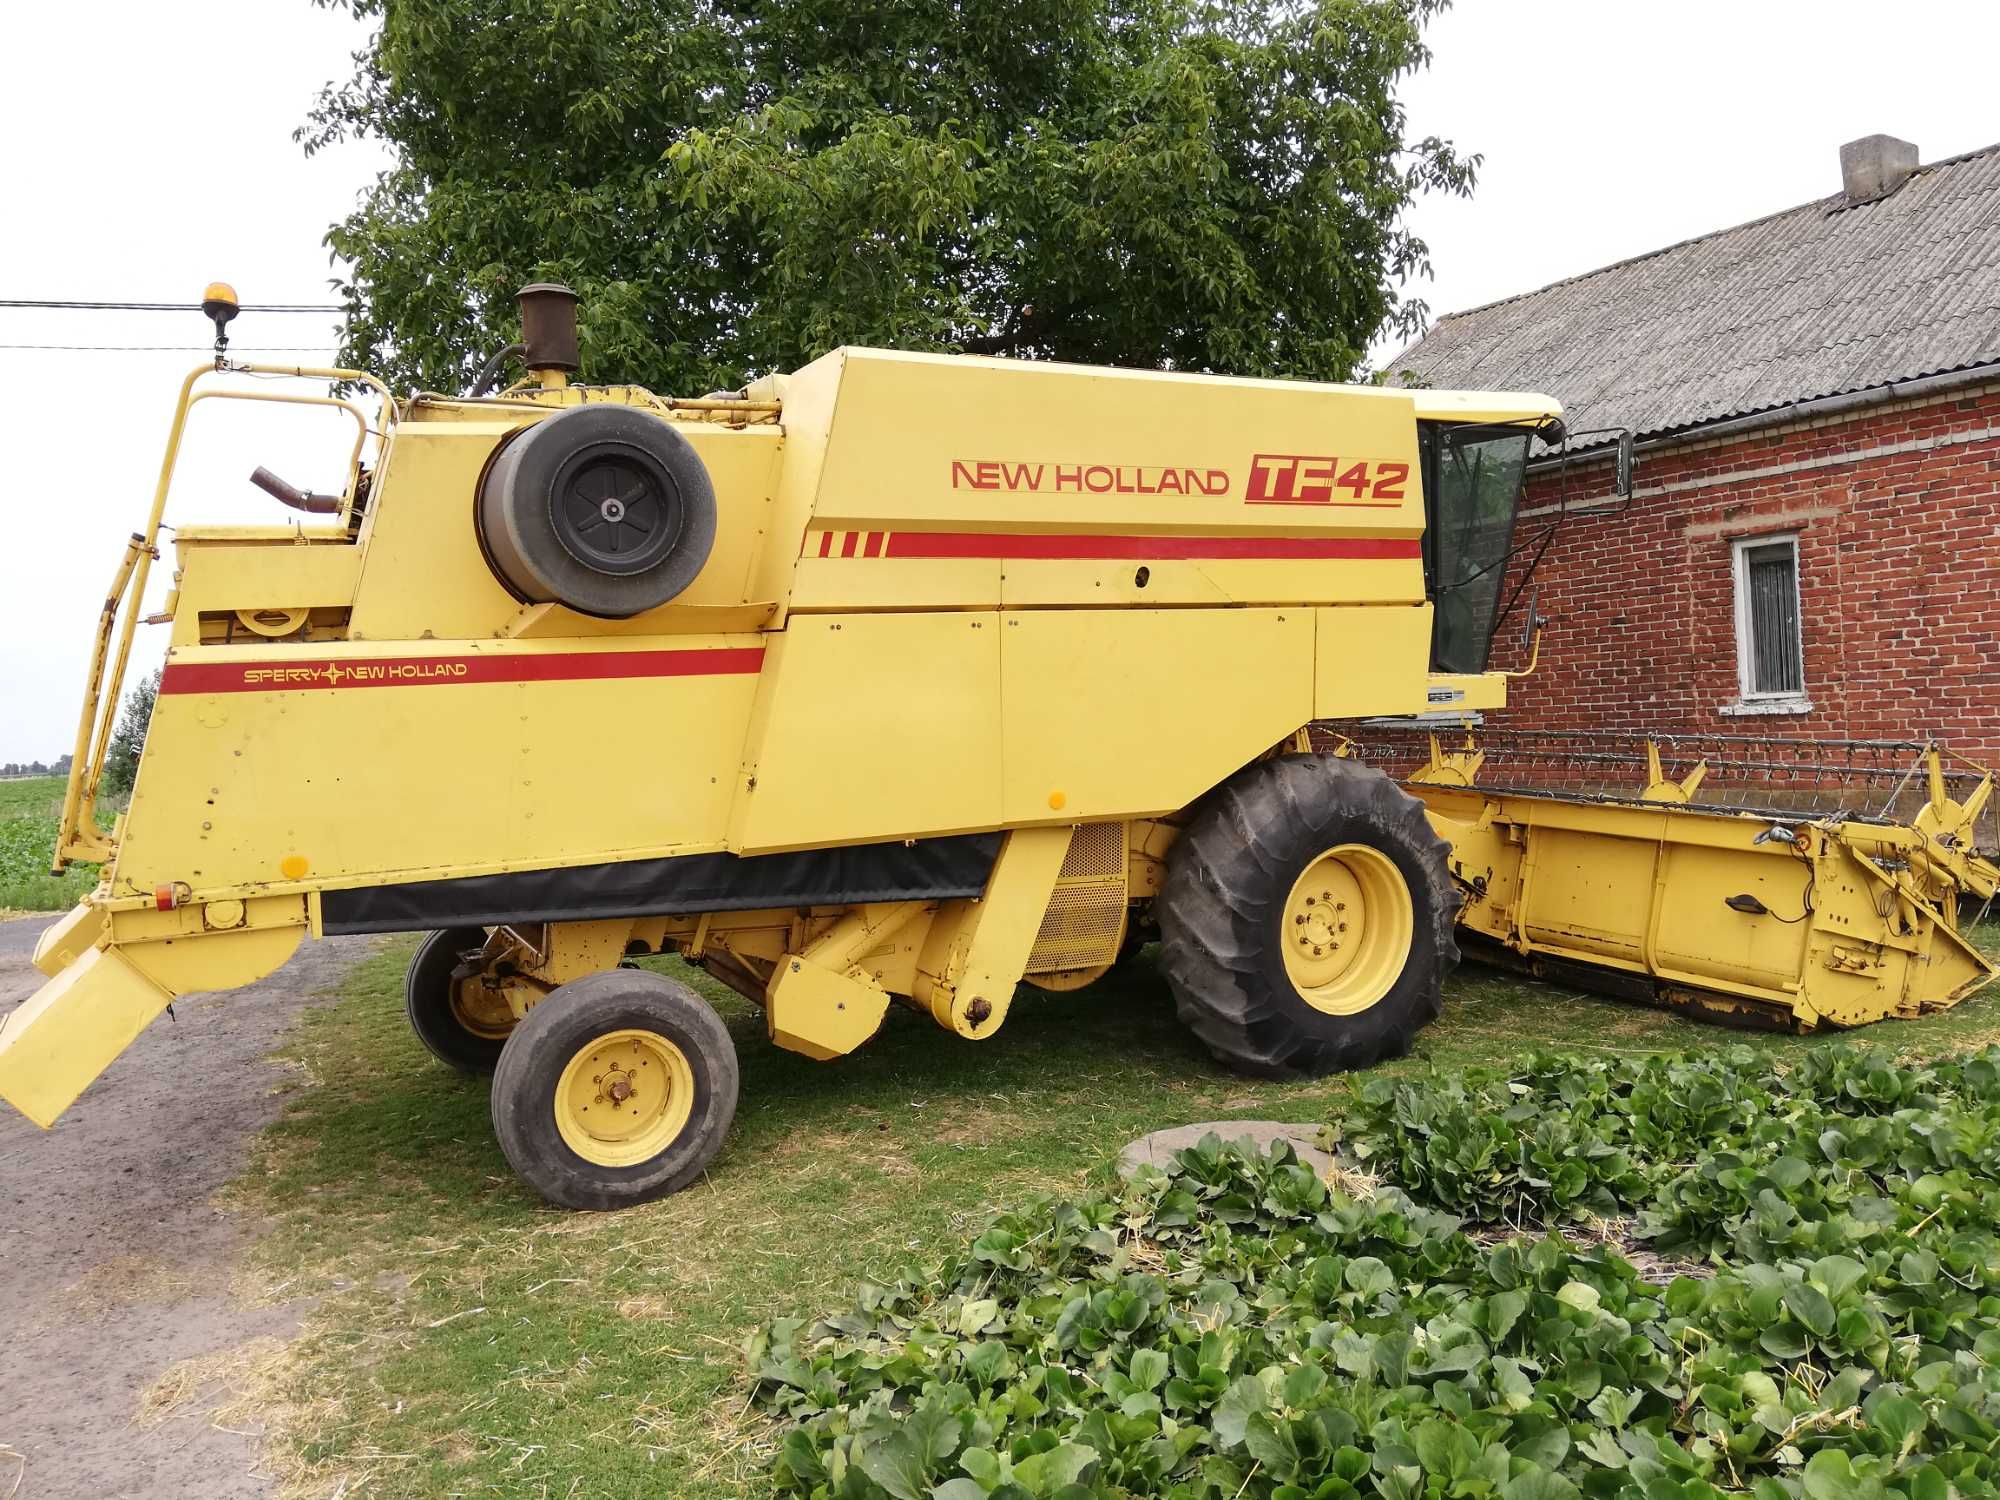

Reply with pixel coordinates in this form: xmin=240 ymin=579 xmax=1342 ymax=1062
xmin=553 ymin=1029 xmax=697 ymax=1168
xmin=1280 ymin=844 xmax=1413 ymax=1016
xmin=449 ymin=976 xmax=518 ymax=1041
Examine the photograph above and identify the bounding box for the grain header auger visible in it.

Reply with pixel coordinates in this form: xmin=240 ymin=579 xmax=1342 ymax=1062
xmin=1336 ymin=727 xmax=2000 ymax=1029
xmin=2 ymin=281 xmax=1575 ymax=1209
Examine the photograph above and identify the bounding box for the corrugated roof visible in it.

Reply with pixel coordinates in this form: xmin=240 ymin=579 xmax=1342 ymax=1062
xmin=1388 ymin=143 xmax=2000 ymax=446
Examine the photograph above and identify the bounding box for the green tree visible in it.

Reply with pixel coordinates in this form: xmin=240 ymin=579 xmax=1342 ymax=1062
xmin=306 ymin=0 xmax=1472 ymax=394
xmin=101 ymin=669 xmax=160 ymax=799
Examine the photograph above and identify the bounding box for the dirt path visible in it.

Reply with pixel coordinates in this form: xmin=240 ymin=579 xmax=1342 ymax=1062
xmin=0 ymin=915 xmax=370 ymax=1500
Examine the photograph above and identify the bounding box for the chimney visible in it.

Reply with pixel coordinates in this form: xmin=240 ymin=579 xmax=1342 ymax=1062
xmin=1839 ymin=134 xmax=1919 ymax=203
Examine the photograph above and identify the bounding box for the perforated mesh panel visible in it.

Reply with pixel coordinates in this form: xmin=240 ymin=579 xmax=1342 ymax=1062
xmin=1025 ymin=823 xmax=1128 ymax=973
xmin=1059 ymin=821 xmax=1125 ymax=879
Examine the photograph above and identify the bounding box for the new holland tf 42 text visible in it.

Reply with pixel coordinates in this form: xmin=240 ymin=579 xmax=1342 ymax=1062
xmin=7 ymin=284 xmax=1992 ymax=1209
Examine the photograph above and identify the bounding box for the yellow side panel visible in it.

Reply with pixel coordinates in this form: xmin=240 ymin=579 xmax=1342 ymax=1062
xmin=115 ymin=637 xmax=759 ymax=895
xmin=792 ymin=556 xmax=1002 ymax=611
xmin=1315 ymin=606 xmax=1432 ymax=720
xmin=1519 ymin=829 xmax=1658 ymax=967
xmin=347 ymin=421 xmax=532 ymax=639
xmin=1652 ymin=843 xmax=1807 ymax=993
xmin=792 ymin=553 xmax=1421 ymax=613
xmin=749 ymin=356 xmax=843 ymax=618
xmin=768 ymin=348 xmax=1429 ymax=614
xmin=732 ymin=613 xmax=1003 ymax=852
xmin=347 ymin=421 xmax=783 ymax=640
xmin=999 ymin=609 xmax=1312 ymax=824
xmin=997 ymin=559 xmax=1417 ymax=610
xmin=169 ymin=540 xmax=364 ymax=645
xmin=810 ymin=349 xmax=1423 ymax=534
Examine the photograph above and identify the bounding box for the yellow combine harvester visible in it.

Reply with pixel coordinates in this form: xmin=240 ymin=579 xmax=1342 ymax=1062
xmin=4 ymin=284 xmax=1992 ymax=1208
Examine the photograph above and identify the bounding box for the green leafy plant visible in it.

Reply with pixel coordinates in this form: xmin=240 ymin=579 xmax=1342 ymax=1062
xmin=751 ymin=1046 xmax=2000 ymax=1498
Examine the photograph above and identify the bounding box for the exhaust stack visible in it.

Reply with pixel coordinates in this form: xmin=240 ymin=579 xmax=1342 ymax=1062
xmin=517 ymin=282 xmax=580 ymax=375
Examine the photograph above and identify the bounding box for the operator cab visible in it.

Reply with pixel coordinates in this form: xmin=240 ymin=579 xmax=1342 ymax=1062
xmin=1414 ymin=408 xmax=1632 ymax=678
xmin=1418 ymin=422 xmax=1535 ymax=675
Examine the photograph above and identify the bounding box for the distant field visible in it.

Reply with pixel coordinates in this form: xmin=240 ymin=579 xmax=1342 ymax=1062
xmin=0 ymin=775 xmax=101 ymax=913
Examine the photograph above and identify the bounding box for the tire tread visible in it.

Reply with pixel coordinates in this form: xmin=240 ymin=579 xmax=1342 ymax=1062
xmin=1158 ymin=754 xmax=1459 ymax=1077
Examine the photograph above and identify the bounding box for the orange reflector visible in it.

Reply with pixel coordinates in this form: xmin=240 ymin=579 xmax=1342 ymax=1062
xmin=154 ymin=885 xmax=177 ymax=912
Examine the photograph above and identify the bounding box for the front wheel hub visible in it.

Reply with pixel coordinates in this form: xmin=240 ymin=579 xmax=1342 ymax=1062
xmin=554 ymin=1029 xmax=695 ymax=1168
xmin=449 ymin=974 xmax=520 ymax=1040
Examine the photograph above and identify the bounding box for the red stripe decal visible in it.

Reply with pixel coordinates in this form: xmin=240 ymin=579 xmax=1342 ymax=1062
xmin=817 ymin=531 xmax=833 ymax=558
xmin=160 ymin=647 xmax=766 ymax=696
xmin=862 ymin=531 xmax=884 ymax=559
xmin=880 ymin=532 xmax=1420 ymax=561
xmin=839 ymin=532 xmax=860 ymax=558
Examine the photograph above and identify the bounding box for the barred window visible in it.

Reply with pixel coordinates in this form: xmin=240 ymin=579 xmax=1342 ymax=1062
xmin=1732 ymin=535 xmax=1805 ymax=699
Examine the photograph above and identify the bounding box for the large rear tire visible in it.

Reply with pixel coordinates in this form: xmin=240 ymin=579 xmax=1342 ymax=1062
xmin=491 ymin=969 xmax=738 ymax=1210
xmin=1158 ymin=754 xmax=1458 ymax=1076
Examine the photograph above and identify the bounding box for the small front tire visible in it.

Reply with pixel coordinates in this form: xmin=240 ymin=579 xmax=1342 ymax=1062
xmin=490 ymin=969 xmax=739 ymax=1210
xmin=406 ymin=927 xmax=512 ymax=1074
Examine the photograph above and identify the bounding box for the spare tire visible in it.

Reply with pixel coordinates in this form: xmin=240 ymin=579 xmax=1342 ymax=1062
xmin=477 ymin=404 xmax=716 ymax=618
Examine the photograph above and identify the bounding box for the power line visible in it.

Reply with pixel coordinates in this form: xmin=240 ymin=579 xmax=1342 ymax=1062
xmin=0 ymin=299 xmax=343 ymax=313
xmin=0 ymin=343 xmax=341 ymax=353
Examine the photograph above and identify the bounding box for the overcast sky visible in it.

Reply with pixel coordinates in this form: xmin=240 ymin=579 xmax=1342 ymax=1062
xmin=3 ymin=0 xmax=1997 ymax=762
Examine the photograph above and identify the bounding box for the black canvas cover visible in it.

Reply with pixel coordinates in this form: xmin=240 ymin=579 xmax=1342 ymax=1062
xmin=321 ymin=833 xmax=1003 ymax=935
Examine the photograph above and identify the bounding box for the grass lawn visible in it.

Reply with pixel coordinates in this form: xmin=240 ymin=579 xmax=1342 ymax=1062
xmin=0 ymin=775 xmax=101 ymax=914
xmin=228 ymin=927 xmax=2000 ymax=1497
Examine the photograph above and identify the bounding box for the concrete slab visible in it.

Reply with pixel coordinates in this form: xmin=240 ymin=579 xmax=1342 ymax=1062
xmin=1117 ymin=1119 xmax=1335 ymax=1177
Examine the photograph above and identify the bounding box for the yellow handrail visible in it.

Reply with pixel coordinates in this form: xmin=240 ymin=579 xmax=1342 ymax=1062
xmin=55 ymin=535 xmax=146 ymax=868
xmin=54 ymin=362 xmax=394 ymax=872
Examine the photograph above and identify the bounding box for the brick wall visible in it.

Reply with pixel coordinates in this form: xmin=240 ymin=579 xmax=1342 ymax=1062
xmin=1489 ymin=382 xmax=2000 ymax=759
